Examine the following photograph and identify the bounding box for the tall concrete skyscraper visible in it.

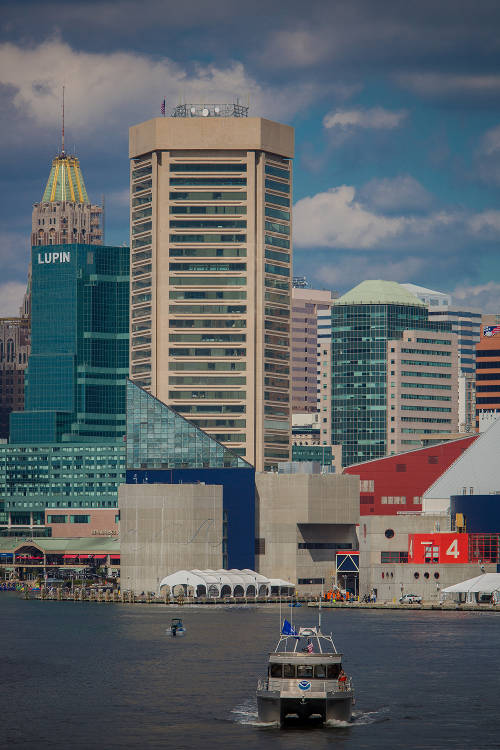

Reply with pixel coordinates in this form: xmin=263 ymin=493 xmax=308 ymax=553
xmin=129 ymin=104 xmax=294 ymax=471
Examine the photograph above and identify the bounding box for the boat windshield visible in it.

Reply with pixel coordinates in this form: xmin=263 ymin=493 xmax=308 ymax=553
xmin=269 ymin=663 xmax=342 ymax=679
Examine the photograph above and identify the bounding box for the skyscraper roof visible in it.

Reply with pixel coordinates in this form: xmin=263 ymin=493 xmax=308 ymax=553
xmin=41 ymin=154 xmax=89 ymax=203
xmin=332 ymin=279 xmax=426 ymax=307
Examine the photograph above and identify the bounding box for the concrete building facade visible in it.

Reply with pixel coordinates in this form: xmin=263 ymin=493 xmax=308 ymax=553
xmin=255 ymin=472 xmax=359 ymax=594
xmin=129 ymin=110 xmax=294 ymax=471
xmin=119 ymin=482 xmax=223 ymax=595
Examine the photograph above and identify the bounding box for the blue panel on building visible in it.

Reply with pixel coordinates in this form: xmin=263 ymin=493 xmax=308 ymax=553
xmin=451 ymin=495 xmax=500 ymax=533
xmin=126 ymin=467 xmax=255 ymax=570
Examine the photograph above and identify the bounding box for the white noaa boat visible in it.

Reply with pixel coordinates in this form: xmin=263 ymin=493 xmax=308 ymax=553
xmin=256 ymin=619 xmax=354 ymax=726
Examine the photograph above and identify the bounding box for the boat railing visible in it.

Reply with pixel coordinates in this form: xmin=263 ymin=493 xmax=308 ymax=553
xmin=258 ymin=677 xmax=353 ymax=693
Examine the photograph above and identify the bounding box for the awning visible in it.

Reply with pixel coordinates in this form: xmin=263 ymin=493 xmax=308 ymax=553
xmin=93 ymin=555 xmax=107 ymax=559
xmin=110 ymin=556 xmax=120 ymax=561
xmin=63 ymin=554 xmax=77 ymax=558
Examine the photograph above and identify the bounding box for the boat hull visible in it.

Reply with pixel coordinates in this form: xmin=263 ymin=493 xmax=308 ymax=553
xmin=257 ymin=689 xmax=353 ymax=725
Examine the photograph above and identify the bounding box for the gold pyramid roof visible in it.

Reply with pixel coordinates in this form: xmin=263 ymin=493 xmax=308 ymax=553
xmin=42 ymin=153 xmax=89 ymax=203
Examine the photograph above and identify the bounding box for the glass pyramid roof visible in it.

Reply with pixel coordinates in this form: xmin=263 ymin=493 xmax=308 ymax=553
xmin=42 ymin=154 xmax=89 ymax=203
xmin=126 ymin=380 xmax=251 ymax=470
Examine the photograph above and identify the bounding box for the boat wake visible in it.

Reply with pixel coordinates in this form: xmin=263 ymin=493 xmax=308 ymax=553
xmin=350 ymin=707 xmax=390 ymax=725
xmin=232 ymin=700 xmax=389 ymax=729
xmin=231 ymin=699 xmax=278 ymax=727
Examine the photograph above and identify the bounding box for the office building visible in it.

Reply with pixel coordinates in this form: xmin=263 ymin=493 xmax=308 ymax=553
xmin=475 ymin=325 xmax=500 ymax=426
xmin=403 ymin=284 xmax=481 ymax=431
xmin=291 ymin=285 xmax=333 ymax=413
xmin=0 ymin=243 xmax=129 ymax=537
xmin=129 ymin=105 xmax=294 ymax=471
xmin=331 ymin=280 xmax=455 ymax=467
xmin=0 ymin=317 xmax=29 ymax=439
xmin=387 ymin=329 xmax=458 ymax=452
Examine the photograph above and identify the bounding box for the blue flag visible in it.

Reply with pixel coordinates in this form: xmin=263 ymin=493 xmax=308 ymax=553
xmin=282 ymin=619 xmax=297 ymax=636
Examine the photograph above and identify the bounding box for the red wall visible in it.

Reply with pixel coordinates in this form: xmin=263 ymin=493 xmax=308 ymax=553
xmin=408 ymin=533 xmax=469 ymax=564
xmin=344 ymin=437 xmax=478 ymax=516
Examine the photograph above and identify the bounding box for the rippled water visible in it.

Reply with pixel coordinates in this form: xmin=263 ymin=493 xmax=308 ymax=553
xmin=1 ymin=594 xmax=499 ymax=749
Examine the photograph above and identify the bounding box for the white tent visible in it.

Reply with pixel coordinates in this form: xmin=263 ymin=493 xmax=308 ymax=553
xmin=441 ymin=573 xmax=500 ymax=603
xmin=158 ymin=568 xmax=294 ymax=597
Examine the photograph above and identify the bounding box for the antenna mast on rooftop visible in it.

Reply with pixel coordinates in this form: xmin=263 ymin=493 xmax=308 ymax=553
xmin=61 ymin=85 xmax=65 ymax=155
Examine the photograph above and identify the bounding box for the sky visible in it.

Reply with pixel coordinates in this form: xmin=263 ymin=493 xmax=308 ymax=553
xmin=1 ymin=0 xmax=500 ymax=314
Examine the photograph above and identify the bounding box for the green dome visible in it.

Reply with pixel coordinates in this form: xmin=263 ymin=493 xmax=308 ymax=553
xmin=333 ymin=280 xmax=426 ymax=307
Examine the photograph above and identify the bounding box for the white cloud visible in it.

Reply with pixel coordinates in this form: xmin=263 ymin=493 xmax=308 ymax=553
xmin=293 ymin=185 xmax=409 ymax=249
xmin=468 ymin=210 xmax=500 ymax=234
xmin=452 ymin=282 xmax=500 ymax=313
xmin=310 ymin=255 xmax=427 ymax=291
xmin=0 ymin=282 xmax=26 ymax=317
xmin=0 ymin=37 xmax=322 ymax=137
xmin=293 ymin=184 xmax=498 ymax=251
xmin=323 ymin=107 xmax=407 ymax=130
xmin=358 ymin=175 xmax=433 ymax=213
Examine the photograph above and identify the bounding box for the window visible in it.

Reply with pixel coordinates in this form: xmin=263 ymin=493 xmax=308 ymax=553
xmin=70 ymin=515 xmax=90 ymax=523
xmin=385 ymin=529 xmax=395 ymax=539
xmin=381 ymin=551 xmax=408 ymax=563
xmin=47 ymin=514 xmax=67 ymax=523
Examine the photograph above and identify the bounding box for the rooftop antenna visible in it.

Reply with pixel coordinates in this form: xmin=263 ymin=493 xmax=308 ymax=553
xmin=61 ymin=85 xmax=65 ymax=155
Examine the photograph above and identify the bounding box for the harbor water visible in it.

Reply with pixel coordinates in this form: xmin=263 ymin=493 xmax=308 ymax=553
xmin=1 ymin=594 xmax=498 ymax=749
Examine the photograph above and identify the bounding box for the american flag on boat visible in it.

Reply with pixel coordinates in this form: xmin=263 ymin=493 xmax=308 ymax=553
xmin=306 ymin=642 xmax=313 ymax=653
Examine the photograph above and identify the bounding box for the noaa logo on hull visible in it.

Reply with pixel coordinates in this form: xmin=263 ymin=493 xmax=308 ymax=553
xmin=298 ymin=680 xmax=311 ymax=691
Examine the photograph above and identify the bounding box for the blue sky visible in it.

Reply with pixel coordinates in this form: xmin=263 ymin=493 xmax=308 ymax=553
xmin=1 ymin=0 xmax=500 ymax=313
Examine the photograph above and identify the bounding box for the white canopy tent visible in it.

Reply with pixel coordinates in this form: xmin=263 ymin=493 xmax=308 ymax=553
xmin=158 ymin=568 xmax=295 ymax=598
xmin=441 ymin=573 xmax=500 ymax=603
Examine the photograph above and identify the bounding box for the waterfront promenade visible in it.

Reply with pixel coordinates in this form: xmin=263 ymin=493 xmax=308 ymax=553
xmin=11 ymin=586 xmax=500 ymax=611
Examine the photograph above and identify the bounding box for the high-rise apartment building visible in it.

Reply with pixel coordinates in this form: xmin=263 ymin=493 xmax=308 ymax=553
xmin=387 ymin=329 xmax=458 ymax=452
xmin=330 ymin=280 xmax=454 ymax=467
xmin=129 ymin=106 xmax=294 ymax=471
xmin=291 ymin=285 xmax=333 ymax=413
xmin=0 ymin=317 xmax=29 ymax=439
xmin=403 ymin=283 xmax=481 ymax=431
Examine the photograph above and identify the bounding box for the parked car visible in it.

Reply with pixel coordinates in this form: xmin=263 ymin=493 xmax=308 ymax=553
xmin=399 ymin=593 xmax=422 ymax=604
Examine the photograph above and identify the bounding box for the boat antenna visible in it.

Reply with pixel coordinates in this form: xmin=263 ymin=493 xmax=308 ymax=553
xmin=279 ymin=589 xmax=282 ymax=634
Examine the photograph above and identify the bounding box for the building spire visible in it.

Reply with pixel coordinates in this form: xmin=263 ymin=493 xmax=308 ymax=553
xmin=61 ymin=85 xmax=65 ymax=156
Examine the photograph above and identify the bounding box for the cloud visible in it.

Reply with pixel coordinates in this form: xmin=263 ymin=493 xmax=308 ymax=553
xmin=0 ymin=281 xmax=26 ymax=317
xmin=358 ymin=175 xmax=433 ymax=214
xmin=0 ymin=38 xmax=323 ymax=141
xmin=476 ymin=123 xmax=500 ymax=185
xmin=307 ymin=254 xmax=428 ymax=291
xmin=323 ymin=107 xmax=407 ymax=131
xmin=396 ymin=73 xmax=500 ymax=102
xmin=294 ymin=186 xmax=405 ymax=249
xmin=452 ymin=281 xmax=500 ymax=313
xmin=293 ymin=183 xmax=500 ymax=251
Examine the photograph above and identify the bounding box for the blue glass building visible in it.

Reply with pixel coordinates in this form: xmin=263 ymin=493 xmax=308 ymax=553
xmin=0 ymin=243 xmax=129 ymax=536
xmin=11 ymin=244 xmax=129 ymax=444
xmin=331 ymin=280 xmax=452 ymax=467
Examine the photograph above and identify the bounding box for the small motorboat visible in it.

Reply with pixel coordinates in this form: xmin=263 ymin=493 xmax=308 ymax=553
xmin=288 ymin=602 xmax=302 ymax=608
xmin=256 ymin=620 xmax=354 ymax=726
xmin=166 ymin=617 xmax=186 ymax=637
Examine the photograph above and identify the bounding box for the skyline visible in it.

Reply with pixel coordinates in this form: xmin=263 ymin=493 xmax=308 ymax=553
xmin=2 ymin=0 xmax=500 ymax=314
